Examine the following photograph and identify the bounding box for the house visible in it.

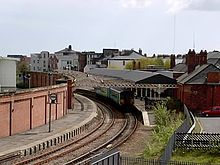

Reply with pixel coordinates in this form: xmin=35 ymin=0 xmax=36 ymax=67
xmin=0 ymin=57 xmax=18 ymax=93
xmin=48 ymin=54 xmax=58 ymax=71
xmin=30 ymin=51 xmax=50 ymax=72
xmin=55 ymin=45 xmax=85 ymax=71
xmin=82 ymin=51 xmax=103 ymax=65
xmin=177 ymin=58 xmax=220 ymax=112
xmin=108 ymin=51 xmax=146 ymax=69
xmin=103 ymin=48 xmax=119 ymax=57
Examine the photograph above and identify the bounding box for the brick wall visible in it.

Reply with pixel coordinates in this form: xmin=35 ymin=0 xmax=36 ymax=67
xmin=177 ymin=84 xmax=220 ymax=112
xmin=24 ymin=72 xmax=62 ymax=88
xmin=0 ymin=84 xmax=68 ymax=138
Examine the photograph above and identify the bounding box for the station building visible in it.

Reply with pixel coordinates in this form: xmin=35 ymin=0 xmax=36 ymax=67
xmin=87 ymin=68 xmax=177 ymax=100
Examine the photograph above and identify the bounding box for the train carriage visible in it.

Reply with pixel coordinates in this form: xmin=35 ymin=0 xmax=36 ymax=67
xmin=95 ymin=86 xmax=110 ymax=98
xmin=95 ymin=87 xmax=134 ymax=106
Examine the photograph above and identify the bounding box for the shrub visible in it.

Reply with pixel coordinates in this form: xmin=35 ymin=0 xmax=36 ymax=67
xmin=143 ymin=99 xmax=184 ymax=159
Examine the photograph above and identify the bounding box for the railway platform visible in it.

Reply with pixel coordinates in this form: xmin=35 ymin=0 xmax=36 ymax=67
xmin=134 ymin=99 xmax=155 ymax=127
xmin=0 ymin=94 xmax=97 ymax=157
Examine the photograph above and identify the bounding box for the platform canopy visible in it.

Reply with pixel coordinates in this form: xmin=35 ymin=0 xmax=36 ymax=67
xmin=87 ymin=68 xmax=177 ymax=89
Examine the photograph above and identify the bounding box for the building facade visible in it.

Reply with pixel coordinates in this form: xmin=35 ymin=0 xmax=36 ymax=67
xmin=55 ymin=45 xmax=81 ymax=71
xmin=0 ymin=57 xmax=18 ymax=93
xmin=108 ymin=51 xmax=146 ymax=69
xmin=30 ymin=51 xmax=50 ymax=72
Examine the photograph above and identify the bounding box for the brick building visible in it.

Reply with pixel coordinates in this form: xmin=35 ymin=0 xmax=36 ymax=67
xmin=177 ymin=50 xmax=220 ymax=112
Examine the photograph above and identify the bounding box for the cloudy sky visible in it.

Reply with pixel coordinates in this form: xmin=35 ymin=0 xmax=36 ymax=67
xmin=0 ymin=0 xmax=220 ymax=56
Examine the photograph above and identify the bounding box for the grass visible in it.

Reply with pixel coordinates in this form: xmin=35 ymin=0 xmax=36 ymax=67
xmin=172 ymin=149 xmax=220 ymax=164
xmin=141 ymin=98 xmax=220 ymax=164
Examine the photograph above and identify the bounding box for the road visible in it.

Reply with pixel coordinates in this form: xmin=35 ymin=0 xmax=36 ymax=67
xmin=198 ymin=117 xmax=220 ymax=133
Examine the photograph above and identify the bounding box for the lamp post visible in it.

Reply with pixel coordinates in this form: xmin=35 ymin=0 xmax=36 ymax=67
xmin=48 ymin=96 xmax=52 ymax=133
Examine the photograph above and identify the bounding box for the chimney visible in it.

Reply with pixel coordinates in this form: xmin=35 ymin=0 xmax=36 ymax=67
xmin=139 ymin=48 xmax=142 ymax=55
xmin=198 ymin=50 xmax=207 ymax=65
xmin=68 ymin=45 xmax=72 ymax=50
xmin=186 ymin=49 xmax=196 ymax=73
xmin=170 ymin=54 xmax=176 ymax=69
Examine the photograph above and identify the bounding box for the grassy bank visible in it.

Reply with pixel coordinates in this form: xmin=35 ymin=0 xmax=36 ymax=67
xmin=172 ymin=149 xmax=220 ymax=164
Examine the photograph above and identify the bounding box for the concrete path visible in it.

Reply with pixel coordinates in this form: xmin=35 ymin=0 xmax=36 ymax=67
xmin=0 ymin=94 xmax=97 ymax=156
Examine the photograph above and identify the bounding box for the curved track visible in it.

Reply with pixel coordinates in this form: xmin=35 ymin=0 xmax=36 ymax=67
xmin=2 ymin=86 xmax=138 ymax=165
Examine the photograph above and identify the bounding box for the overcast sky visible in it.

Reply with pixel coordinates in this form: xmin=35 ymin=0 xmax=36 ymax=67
xmin=1 ymin=0 xmax=220 ymax=56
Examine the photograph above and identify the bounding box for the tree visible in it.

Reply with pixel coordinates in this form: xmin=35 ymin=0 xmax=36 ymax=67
xmin=16 ymin=61 xmax=30 ymax=88
xmin=125 ymin=58 xmax=168 ymax=70
xmin=164 ymin=59 xmax=171 ymax=69
xmin=17 ymin=61 xmax=29 ymax=74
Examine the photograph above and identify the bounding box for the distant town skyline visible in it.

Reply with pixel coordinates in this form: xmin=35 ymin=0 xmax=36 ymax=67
xmin=1 ymin=0 xmax=220 ymax=56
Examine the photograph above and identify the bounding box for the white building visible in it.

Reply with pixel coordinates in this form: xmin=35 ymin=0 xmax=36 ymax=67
xmin=108 ymin=51 xmax=146 ymax=70
xmin=55 ymin=45 xmax=80 ymax=71
xmin=30 ymin=51 xmax=50 ymax=72
xmin=0 ymin=57 xmax=18 ymax=93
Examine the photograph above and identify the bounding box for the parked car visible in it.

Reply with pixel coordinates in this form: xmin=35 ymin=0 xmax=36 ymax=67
xmin=201 ymin=106 xmax=220 ymax=117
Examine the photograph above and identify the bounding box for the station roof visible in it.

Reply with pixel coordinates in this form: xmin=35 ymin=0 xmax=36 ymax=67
xmin=88 ymin=68 xmax=176 ymax=84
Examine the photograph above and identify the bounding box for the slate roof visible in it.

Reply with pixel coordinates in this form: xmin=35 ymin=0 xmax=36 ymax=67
xmin=87 ymin=68 xmax=176 ymax=84
xmin=207 ymin=51 xmax=220 ymax=59
xmin=172 ymin=63 xmax=187 ymax=72
xmin=177 ymin=64 xmax=220 ymax=84
xmin=55 ymin=48 xmax=80 ymax=54
xmin=207 ymin=58 xmax=220 ymax=68
xmin=109 ymin=52 xmax=146 ymax=60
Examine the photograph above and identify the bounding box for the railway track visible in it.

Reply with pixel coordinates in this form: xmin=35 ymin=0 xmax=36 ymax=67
xmin=6 ymin=100 xmax=112 ymax=165
xmin=63 ymin=90 xmax=138 ymax=165
xmin=2 ymin=90 xmax=138 ymax=165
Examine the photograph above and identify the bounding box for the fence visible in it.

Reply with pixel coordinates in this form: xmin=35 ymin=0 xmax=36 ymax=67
xmin=175 ymin=132 xmax=220 ymax=149
xmin=120 ymin=157 xmax=216 ymax=165
xmin=159 ymin=105 xmax=195 ymax=163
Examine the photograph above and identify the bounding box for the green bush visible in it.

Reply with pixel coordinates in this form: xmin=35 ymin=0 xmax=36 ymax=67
xmin=143 ymin=99 xmax=184 ymax=159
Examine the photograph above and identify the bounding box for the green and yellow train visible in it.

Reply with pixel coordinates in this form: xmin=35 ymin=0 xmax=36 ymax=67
xmin=95 ymin=87 xmax=134 ymax=106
